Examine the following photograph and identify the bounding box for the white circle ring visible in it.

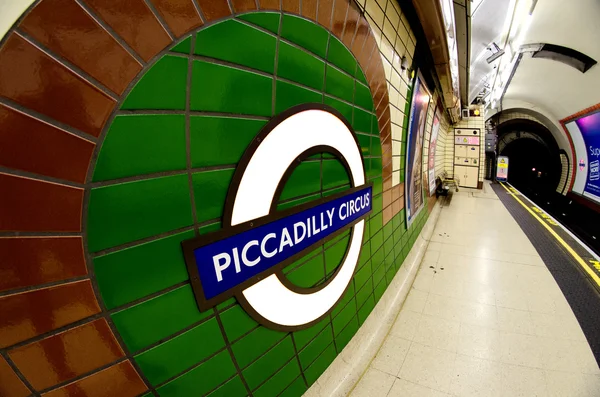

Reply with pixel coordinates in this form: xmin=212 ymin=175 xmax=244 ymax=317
xmin=231 ymin=108 xmax=366 ymax=328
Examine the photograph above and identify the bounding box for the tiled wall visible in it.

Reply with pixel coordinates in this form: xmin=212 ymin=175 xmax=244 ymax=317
xmin=447 ymin=115 xmax=486 ymax=182
xmin=0 ymin=1 xmax=444 ymax=397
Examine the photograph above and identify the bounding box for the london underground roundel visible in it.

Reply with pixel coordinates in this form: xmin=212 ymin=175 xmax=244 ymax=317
xmin=182 ymin=104 xmax=372 ymax=330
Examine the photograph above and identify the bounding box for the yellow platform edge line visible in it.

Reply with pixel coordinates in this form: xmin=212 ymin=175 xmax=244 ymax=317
xmin=499 ymin=182 xmax=600 ymax=287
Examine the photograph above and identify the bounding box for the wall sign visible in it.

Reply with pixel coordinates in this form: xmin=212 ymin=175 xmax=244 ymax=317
xmin=497 ymin=156 xmax=509 ymax=181
xmin=182 ymin=105 xmax=372 ymax=330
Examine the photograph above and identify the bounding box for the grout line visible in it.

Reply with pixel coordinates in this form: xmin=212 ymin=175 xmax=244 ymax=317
xmin=190 ymin=0 xmax=206 ymax=23
xmin=186 ymin=34 xmax=200 ymax=237
xmin=0 ymin=275 xmax=89 ymax=299
xmin=272 ymin=12 xmax=282 ymax=116
xmin=1 ymin=351 xmax=38 ymax=396
xmin=143 ymin=0 xmax=175 ymax=40
xmin=152 ymin=346 xmax=227 ymax=389
xmin=0 ymin=166 xmax=85 ymax=189
xmin=117 ymin=108 xmax=270 ymax=120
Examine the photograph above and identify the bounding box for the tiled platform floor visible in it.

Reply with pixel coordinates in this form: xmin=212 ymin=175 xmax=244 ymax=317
xmin=349 ymin=182 xmax=600 ymax=397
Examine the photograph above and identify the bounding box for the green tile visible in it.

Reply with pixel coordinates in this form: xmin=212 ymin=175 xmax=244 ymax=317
xmin=325 ymin=234 xmax=350 ymax=275
xmin=293 ymin=317 xmax=329 ymax=350
xmin=355 ymin=280 xmax=372 ymax=309
xmin=283 ymin=247 xmax=321 ymax=274
xmin=358 ymin=242 xmax=371 ymax=268
xmin=87 ymin=175 xmax=193 ymax=252
xmin=304 ymin=344 xmax=336 ymax=386
xmin=353 ymin=107 xmax=372 ymax=133
xmin=371 ymin=157 xmax=383 ymax=175
xmin=325 ymin=65 xmax=354 ymax=103
xmin=279 ymin=161 xmax=321 ymax=201
xmin=254 ymin=359 xmax=301 ymax=397
xmin=275 ymin=79 xmax=322 ymax=115
xmin=122 ymin=55 xmax=187 ymax=110
xmin=196 ymin=20 xmax=276 ymax=73
xmin=383 ymin=222 xmax=394 ymax=243
xmin=356 ymin=66 xmax=368 ymax=85
xmin=220 ymin=304 xmax=258 ymax=342
xmin=323 ymin=183 xmax=350 ymax=197
xmin=280 ymin=15 xmax=328 ymax=58
xmin=353 ymin=260 xmax=371 ymax=291
xmin=279 ymin=376 xmax=307 ymax=397
xmin=332 ymin=298 xmax=357 ymax=335
xmin=372 ymin=176 xmax=382 ymax=195
xmin=327 ymin=36 xmax=356 ymax=76
xmin=190 ymin=116 xmax=265 ymax=167
xmin=171 ymin=36 xmax=191 ymax=54
xmin=277 ymin=192 xmax=321 ymax=211
xmin=369 ymin=213 xmax=383 ymax=235
xmin=243 ymin=336 xmax=295 ymax=390
xmin=207 ymin=376 xmax=246 ymax=397
xmin=157 ymin=350 xmax=236 ymax=397
xmin=331 ymin=283 xmax=354 ymax=317
xmin=191 ymin=61 xmax=272 ymax=116
xmin=192 ymin=169 xmax=235 ymax=223
xmin=335 ymin=316 xmax=358 ymax=351
xmin=355 ymin=83 xmax=374 ymax=111
xmin=233 ymin=327 xmax=286 ymax=368
xmin=356 ymin=133 xmax=371 ymax=157
xmin=93 ymin=115 xmax=185 ymax=182
xmin=324 ymin=96 xmax=352 ymax=123
xmin=322 ymin=159 xmax=349 ymax=190
xmin=111 ymin=285 xmax=211 ymax=352
xmin=238 ymin=12 xmax=280 ymax=34
xmin=299 ymin=325 xmax=333 ymax=369
xmin=370 ymin=229 xmax=383 ymax=253
xmin=94 ymin=230 xmax=194 ymax=310
xmin=286 ymin=254 xmax=325 ymax=288
xmin=374 ymin=278 xmax=386 ymax=302
xmin=358 ymin=294 xmax=375 ymax=325
xmin=135 ymin=318 xmax=225 ymax=385
xmin=278 ymin=42 xmax=325 ymax=91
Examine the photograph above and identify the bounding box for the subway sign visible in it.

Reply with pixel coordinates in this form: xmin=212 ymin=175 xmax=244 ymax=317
xmin=182 ymin=105 xmax=372 ymax=330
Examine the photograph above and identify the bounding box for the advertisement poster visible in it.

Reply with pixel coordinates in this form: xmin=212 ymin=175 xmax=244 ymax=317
xmin=405 ymin=73 xmax=431 ymax=226
xmin=575 ymin=111 xmax=600 ymax=202
xmin=428 ymin=110 xmax=441 ymax=195
xmin=497 ymin=156 xmax=509 ymax=182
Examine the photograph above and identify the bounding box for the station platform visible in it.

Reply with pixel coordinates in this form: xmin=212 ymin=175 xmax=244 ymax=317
xmin=347 ymin=182 xmax=600 ymax=397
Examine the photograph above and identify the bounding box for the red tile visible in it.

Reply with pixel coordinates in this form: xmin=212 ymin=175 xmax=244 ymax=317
xmin=0 ymin=173 xmax=83 ymax=232
xmin=392 ymin=198 xmax=402 ymax=216
xmin=0 ymin=237 xmax=87 ymax=293
xmin=301 ymin=0 xmax=318 ymax=21
xmin=9 ymin=319 xmax=123 ymax=391
xmin=330 ymin=0 xmax=348 ymax=38
xmin=392 ymin=184 xmax=402 ymax=202
xmin=383 ymin=175 xmax=393 ymax=192
xmin=152 ymin=0 xmax=203 ymax=38
xmin=85 ymin=0 xmax=171 ymax=62
xmin=357 ymin=31 xmax=377 ymax=74
xmin=0 ymin=280 xmax=100 ymax=349
xmin=258 ymin=0 xmax=280 ymax=10
xmin=383 ymin=189 xmax=392 ymax=207
xmin=231 ymin=0 xmax=258 ymax=13
xmin=351 ymin=16 xmax=370 ymax=58
xmin=196 ymin=0 xmax=232 ymax=21
xmin=281 ymin=0 xmax=299 ymax=14
xmin=0 ymin=356 xmax=30 ymax=397
xmin=317 ymin=0 xmax=334 ymax=30
xmin=382 ymin=205 xmax=393 ymax=225
xmin=41 ymin=360 xmax=147 ymax=397
xmin=342 ymin=2 xmax=360 ymax=48
xmin=19 ymin=0 xmax=142 ymax=95
xmin=0 ymin=104 xmax=94 ymax=183
xmin=0 ymin=34 xmax=115 ymax=138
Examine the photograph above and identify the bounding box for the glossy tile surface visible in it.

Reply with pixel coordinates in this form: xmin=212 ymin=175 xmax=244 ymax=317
xmin=231 ymin=0 xmax=257 ymax=13
xmin=0 ymin=104 xmax=95 ymax=183
xmin=196 ymin=0 xmax=231 ymax=21
xmin=0 ymin=237 xmax=86 ymax=293
xmin=9 ymin=319 xmax=123 ymax=390
xmin=42 ymin=360 xmax=147 ymax=397
xmin=19 ymin=0 xmax=142 ymax=95
xmin=0 ymin=355 xmax=30 ymax=397
xmin=152 ymin=0 xmax=202 ymax=38
xmin=351 ymin=183 xmax=600 ymax=397
xmin=0 ymin=34 xmax=115 ymax=137
xmin=85 ymin=0 xmax=171 ymax=62
xmin=0 ymin=280 xmax=100 ymax=348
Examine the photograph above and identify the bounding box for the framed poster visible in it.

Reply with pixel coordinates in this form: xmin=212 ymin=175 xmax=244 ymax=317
xmin=428 ymin=109 xmax=441 ymax=195
xmin=405 ymin=72 xmax=431 ymax=226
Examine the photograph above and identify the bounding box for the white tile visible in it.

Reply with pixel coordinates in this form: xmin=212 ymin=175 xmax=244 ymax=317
xmin=412 ymin=270 xmax=434 ymax=292
xmin=392 ymin=170 xmax=400 ymax=186
xmin=496 ymin=307 xmax=534 ymax=335
xmin=365 ymin=0 xmax=385 ymax=29
xmin=501 ymin=363 xmax=548 ymax=397
xmin=398 ymin=342 xmax=456 ymax=393
xmin=387 ymin=378 xmax=450 ymax=397
xmin=449 ymin=354 xmax=504 ymax=397
xmin=371 ymin=335 xmax=411 ymax=376
xmin=392 ymin=138 xmax=401 ymax=156
xmin=544 ymin=370 xmax=600 ymax=397
xmin=498 ymin=332 xmax=544 ymax=368
xmin=427 ymin=242 xmax=442 ymax=252
xmin=403 ymin=288 xmax=428 ymax=313
xmin=530 ymin=311 xmax=586 ymax=340
xmin=350 ymin=368 xmax=396 ymax=397
xmin=389 ymin=309 xmax=421 ymax=340
xmin=391 ymin=122 xmax=402 ymax=140
xmin=412 ymin=314 xmax=460 ymax=352
xmin=457 ymin=323 xmax=503 ymax=361
xmin=392 ymin=155 xmax=400 ymax=171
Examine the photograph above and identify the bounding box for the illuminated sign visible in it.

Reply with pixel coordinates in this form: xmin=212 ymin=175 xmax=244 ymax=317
xmin=182 ymin=105 xmax=371 ymax=330
xmin=497 ymin=156 xmax=509 ymax=182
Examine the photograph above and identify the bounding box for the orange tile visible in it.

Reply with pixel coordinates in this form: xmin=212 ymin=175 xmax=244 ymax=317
xmin=19 ymin=0 xmax=142 ymax=95
xmin=342 ymin=2 xmax=360 ymax=48
xmin=281 ymin=0 xmax=299 ymax=14
xmin=0 ymin=280 xmax=100 ymax=348
xmin=0 ymin=173 xmax=83 ymax=232
xmin=0 ymin=237 xmax=87 ymax=293
xmin=0 ymin=356 xmax=30 ymax=397
xmin=382 ymin=205 xmax=393 ymax=225
xmin=392 ymin=184 xmax=403 ymax=202
xmin=317 ymin=0 xmax=334 ymax=30
xmin=9 ymin=319 xmax=123 ymax=391
xmin=301 ymin=0 xmax=318 ymax=21
xmin=330 ymin=0 xmax=348 ymax=38
xmin=258 ymin=0 xmax=280 ymax=10
xmin=0 ymin=34 xmax=115 ymax=138
xmin=359 ymin=34 xmax=378 ymax=79
xmin=41 ymin=360 xmax=146 ymax=397
xmin=231 ymin=0 xmax=257 ymax=13
xmin=392 ymin=198 xmax=403 ymax=216
xmin=383 ymin=175 xmax=393 ymax=192
xmin=196 ymin=0 xmax=231 ymax=21
xmin=0 ymin=104 xmax=95 ymax=184
xmin=85 ymin=0 xmax=171 ymax=62
xmin=152 ymin=0 xmax=203 ymax=37
xmin=351 ymin=16 xmax=370 ymax=58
